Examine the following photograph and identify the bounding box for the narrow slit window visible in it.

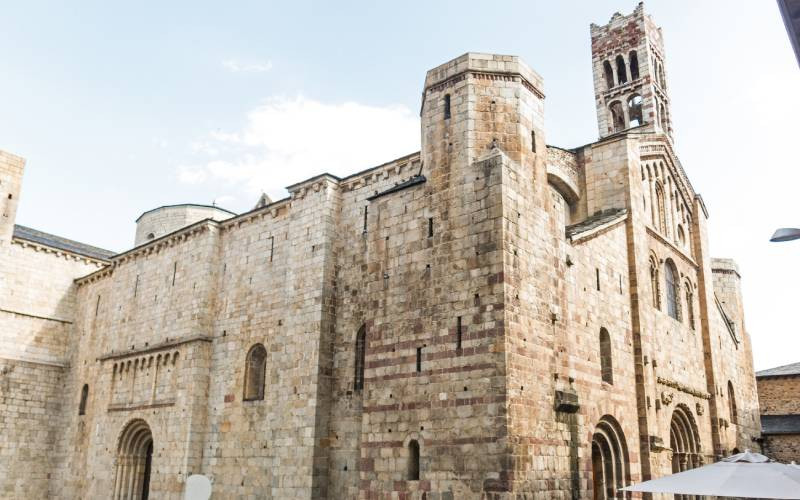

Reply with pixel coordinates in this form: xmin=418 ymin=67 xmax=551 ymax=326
xmin=269 ymin=236 xmax=275 ymax=262
xmin=134 ymin=275 xmax=139 ymax=298
xmin=408 ymin=440 xmax=420 ymax=480
xmin=531 ymin=130 xmax=536 ymax=152
xmin=416 ymin=347 xmax=422 ymax=372
xmin=78 ymin=384 xmax=89 ymax=415
xmin=363 ymin=206 xmax=368 ymax=233
xmin=172 ymin=262 xmax=177 ymax=286
xmin=428 ymin=218 xmax=433 ymax=238
xmin=95 ymin=295 xmax=101 ymax=316
xmin=354 ymin=326 xmax=366 ymax=391
xmin=456 ymin=316 xmax=463 ymax=351
xmin=444 ymin=94 xmax=451 ymax=120
xmin=596 ymin=268 xmax=601 ymax=291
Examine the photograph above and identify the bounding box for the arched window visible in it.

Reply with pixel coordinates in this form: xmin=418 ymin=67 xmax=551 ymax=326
xmin=654 ymin=183 xmax=666 ymax=233
xmin=603 ymin=60 xmax=615 ymax=89
xmin=649 ymin=256 xmax=661 ymax=310
xmin=243 ymin=344 xmax=267 ymax=401
xmin=615 ymin=55 xmax=627 ymax=85
xmin=677 ymin=224 xmax=686 ymax=248
xmin=629 ymin=50 xmax=640 ymax=80
xmin=354 ymin=325 xmax=366 ymax=391
xmin=627 ymin=94 xmax=643 ymax=127
xmin=599 ymin=328 xmax=613 ymax=384
xmin=664 ymin=260 xmax=680 ymax=321
xmin=728 ymin=381 xmax=738 ymax=425
xmin=609 ymin=101 xmax=625 ymax=133
xmin=659 ymin=102 xmax=668 ymax=131
xmin=685 ymin=283 xmax=695 ymax=330
xmin=78 ymin=384 xmax=89 ymax=415
xmin=408 ymin=439 xmax=420 ymax=480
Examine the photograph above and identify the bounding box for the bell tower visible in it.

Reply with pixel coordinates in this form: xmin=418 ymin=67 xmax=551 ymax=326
xmin=590 ymin=2 xmax=673 ymax=140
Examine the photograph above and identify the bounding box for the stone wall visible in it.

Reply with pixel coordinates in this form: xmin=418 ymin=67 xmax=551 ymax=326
xmin=762 ymin=434 xmax=800 ymax=462
xmin=758 ymin=376 xmax=800 ymax=415
xmin=1 ymin=11 xmax=765 ymax=497
xmin=0 ymin=359 xmax=64 ymax=499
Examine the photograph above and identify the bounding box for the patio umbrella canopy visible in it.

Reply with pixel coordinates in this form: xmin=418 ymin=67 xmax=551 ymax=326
xmin=622 ymin=451 xmax=800 ymax=499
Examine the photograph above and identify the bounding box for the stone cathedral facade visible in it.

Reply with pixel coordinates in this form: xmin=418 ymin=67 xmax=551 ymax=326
xmin=0 ymin=4 xmax=761 ymax=499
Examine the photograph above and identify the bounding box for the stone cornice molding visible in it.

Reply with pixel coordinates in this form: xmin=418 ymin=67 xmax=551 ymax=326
xmin=11 ymin=237 xmax=109 ymax=266
xmin=97 ymin=334 xmax=213 ymax=362
xmin=656 ymin=376 xmax=711 ymax=400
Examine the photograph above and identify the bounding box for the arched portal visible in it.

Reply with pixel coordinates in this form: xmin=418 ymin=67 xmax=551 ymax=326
xmin=670 ymin=405 xmax=702 ymax=500
xmin=113 ymin=419 xmax=154 ymax=500
xmin=591 ymin=415 xmax=631 ymax=499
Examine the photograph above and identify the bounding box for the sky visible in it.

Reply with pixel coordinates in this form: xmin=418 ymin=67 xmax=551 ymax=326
xmin=2 ymin=1 xmax=799 ymax=371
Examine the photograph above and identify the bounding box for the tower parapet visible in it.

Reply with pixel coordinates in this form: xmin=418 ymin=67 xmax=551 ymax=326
xmin=591 ymin=2 xmax=673 ymax=140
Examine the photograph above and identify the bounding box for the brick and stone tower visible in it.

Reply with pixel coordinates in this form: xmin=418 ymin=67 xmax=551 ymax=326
xmin=590 ymin=2 xmax=673 ymax=140
xmin=0 ymin=151 xmax=25 ymax=243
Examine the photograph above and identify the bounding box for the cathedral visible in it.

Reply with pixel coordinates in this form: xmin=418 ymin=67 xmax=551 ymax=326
xmin=0 ymin=4 xmax=761 ymax=499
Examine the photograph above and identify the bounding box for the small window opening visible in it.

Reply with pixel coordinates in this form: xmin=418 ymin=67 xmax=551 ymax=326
xmin=269 ymin=236 xmax=275 ymax=262
xmin=444 ymin=94 xmax=451 ymax=120
xmin=362 ymin=206 xmax=368 ymax=233
xmin=609 ymin=101 xmax=625 ymax=133
xmin=408 ymin=440 xmax=420 ymax=480
xmin=603 ymin=60 xmax=615 ymax=89
xmin=354 ymin=326 xmax=366 ymax=391
xmin=599 ymin=328 xmax=613 ymax=384
xmin=727 ymin=381 xmax=738 ymax=424
xmin=146 ymin=233 xmax=155 ymax=240
xmin=665 ymin=259 xmax=680 ymax=321
xmin=456 ymin=316 xmax=462 ymax=351
xmin=134 ymin=275 xmax=139 ymax=298
xmin=428 ymin=218 xmax=433 ymax=238
xmin=243 ymin=344 xmax=267 ymax=401
xmin=627 ymin=94 xmax=643 ymax=127
xmin=78 ymin=384 xmax=89 ymax=415
xmin=629 ymin=50 xmax=640 ymax=80
xmin=531 ymin=130 xmax=536 ymax=152
xmin=596 ymin=268 xmax=601 ymax=291
xmin=95 ymin=295 xmax=101 ymax=316
xmin=615 ymin=55 xmax=627 ymax=84
xmin=171 ymin=262 xmax=177 ymax=286
xmin=416 ymin=347 xmax=422 ymax=372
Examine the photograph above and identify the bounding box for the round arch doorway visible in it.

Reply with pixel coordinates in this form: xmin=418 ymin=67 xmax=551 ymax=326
xmin=113 ymin=419 xmax=154 ymax=500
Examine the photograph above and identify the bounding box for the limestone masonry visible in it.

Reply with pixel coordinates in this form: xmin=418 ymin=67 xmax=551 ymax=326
xmin=0 ymin=4 xmax=762 ymax=499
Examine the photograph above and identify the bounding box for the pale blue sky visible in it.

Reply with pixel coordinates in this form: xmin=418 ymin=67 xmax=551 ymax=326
xmin=3 ymin=1 xmax=799 ymax=370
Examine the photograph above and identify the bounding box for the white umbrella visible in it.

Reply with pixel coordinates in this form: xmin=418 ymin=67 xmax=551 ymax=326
xmin=622 ymin=450 xmax=800 ymax=499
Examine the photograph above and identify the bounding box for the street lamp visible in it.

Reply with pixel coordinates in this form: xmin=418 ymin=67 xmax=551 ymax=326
xmin=770 ymin=228 xmax=800 ymax=242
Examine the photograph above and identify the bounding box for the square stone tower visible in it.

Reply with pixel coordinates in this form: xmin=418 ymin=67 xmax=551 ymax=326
xmin=591 ymin=2 xmax=673 ymax=140
xmin=0 ymin=151 xmax=25 ymax=243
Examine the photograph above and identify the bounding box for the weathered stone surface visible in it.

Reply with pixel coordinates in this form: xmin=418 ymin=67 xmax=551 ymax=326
xmin=0 ymin=5 xmax=762 ymax=499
